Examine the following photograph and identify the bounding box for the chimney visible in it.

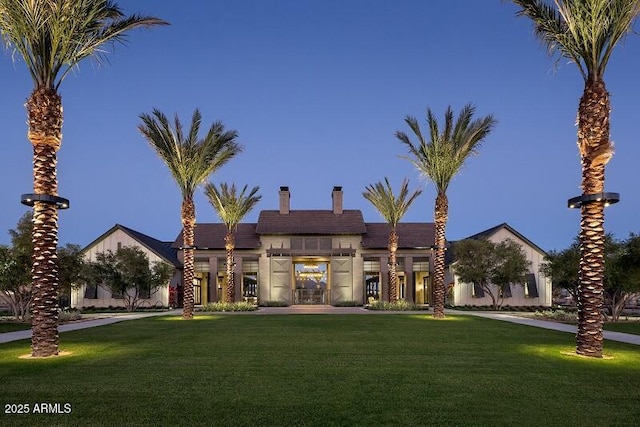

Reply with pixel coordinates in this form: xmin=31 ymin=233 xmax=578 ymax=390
xmin=332 ymin=186 xmax=343 ymax=214
xmin=279 ymin=186 xmax=290 ymax=214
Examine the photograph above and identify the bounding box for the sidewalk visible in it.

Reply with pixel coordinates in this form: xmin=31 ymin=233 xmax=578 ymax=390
xmin=453 ymin=310 xmax=640 ymax=346
xmin=1 ymin=307 xmax=639 ymax=346
xmin=0 ymin=310 xmax=181 ymax=344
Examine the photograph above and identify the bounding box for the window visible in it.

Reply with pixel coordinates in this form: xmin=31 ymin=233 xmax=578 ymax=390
xmin=365 ymin=272 xmax=380 ymax=300
xmin=139 ymin=286 xmax=150 ymax=299
xmin=525 ymin=273 xmax=539 ymax=298
xmin=243 ymin=273 xmax=258 ymax=298
xmin=290 ymin=237 xmax=332 ymax=251
xmin=84 ymin=284 xmax=98 ymax=299
xmin=472 ymin=283 xmax=485 ymax=298
xmin=111 ymin=287 xmax=123 ymax=299
xmin=500 ymin=284 xmax=512 ymax=298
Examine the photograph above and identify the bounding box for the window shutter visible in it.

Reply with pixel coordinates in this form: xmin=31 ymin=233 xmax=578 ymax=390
xmin=473 ymin=283 xmax=485 ymax=298
xmin=526 ymin=273 xmax=539 ymax=298
xmin=502 ymin=284 xmax=512 ymax=298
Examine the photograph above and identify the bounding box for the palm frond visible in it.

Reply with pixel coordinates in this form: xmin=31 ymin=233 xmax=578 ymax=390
xmin=512 ymin=0 xmax=640 ymax=80
xmin=397 ymin=103 xmax=496 ymax=193
xmin=363 ymin=177 xmax=422 ymax=228
xmin=0 ymin=0 xmax=168 ymax=89
xmin=204 ymin=182 xmax=261 ymax=232
xmin=138 ymin=108 xmax=242 ymax=198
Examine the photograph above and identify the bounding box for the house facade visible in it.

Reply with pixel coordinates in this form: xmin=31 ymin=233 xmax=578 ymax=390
xmin=446 ymin=223 xmax=552 ymax=307
xmin=72 ymin=187 xmax=552 ymax=309
xmin=177 ymin=187 xmax=435 ymax=306
xmin=71 ymin=224 xmax=181 ymax=309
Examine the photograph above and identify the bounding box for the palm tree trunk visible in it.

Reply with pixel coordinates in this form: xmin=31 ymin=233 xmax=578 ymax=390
xmin=225 ymin=232 xmax=235 ymax=303
xmin=388 ymin=229 xmax=398 ymax=303
xmin=27 ymin=87 xmax=63 ymax=358
xmin=181 ymin=198 xmax=196 ymax=320
xmin=576 ymin=78 xmax=612 ymax=358
xmin=432 ymin=192 xmax=448 ymax=318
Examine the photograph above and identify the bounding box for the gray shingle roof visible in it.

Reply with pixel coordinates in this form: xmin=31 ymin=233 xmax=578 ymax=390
xmin=361 ymin=223 xmax=436 ymax=249
xmin=84 ymin=224 xmax=181 ymax=267
xmin=173 ymin=223 xmax=261 ymax=250
xmin=255 ymin=210 xmax=367 ymax=235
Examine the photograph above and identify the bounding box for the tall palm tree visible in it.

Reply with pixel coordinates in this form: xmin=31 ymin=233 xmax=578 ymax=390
xmin=363 ymin=178 xmax=422 ymax=302
xmin=138 ymin=109 xmax=241 ymax=319
xmin=396 ymin=104 xmax=496 ymax=318
xmin=204 ymin=182 xmax=261 ymax=303
xmin=0 ymin=0 xmax=166 ymax=357
xmin=511 ymin=0 xmax=640 ymax=358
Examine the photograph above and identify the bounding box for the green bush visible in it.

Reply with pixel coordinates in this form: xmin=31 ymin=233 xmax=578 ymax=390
xmin=59 ymin=308 xmax=82 ymax=322
xmin=332 ymin=300 xmax=359 ymax=307
xmin=534 ymin=309 xmax=577 ymax=322
xmin=259 ymin=301 xmax=290 ymax=307
xmin=201 ymin=301 xmax=258 ymax=312
xmin=366 ymin=300 xmax=422 ymax=311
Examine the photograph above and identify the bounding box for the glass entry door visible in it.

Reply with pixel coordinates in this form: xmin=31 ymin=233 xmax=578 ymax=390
xmin=294 ymin=261 xmax=328 ymax=305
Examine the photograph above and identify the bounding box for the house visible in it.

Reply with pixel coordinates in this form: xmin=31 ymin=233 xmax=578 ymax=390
xmin=446 ymin=223 xmax=552 ymax=307
xmin=174 ymin=187 xmax=435 ymax=306
xmin=72 ymin=187 xmax=552 ymax=309
xmin=71 ymin=224 xmax=181 ymax=309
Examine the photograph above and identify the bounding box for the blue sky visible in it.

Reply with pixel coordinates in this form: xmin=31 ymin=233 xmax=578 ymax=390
xmin=1 ymin=0 xmax=639 ymax=252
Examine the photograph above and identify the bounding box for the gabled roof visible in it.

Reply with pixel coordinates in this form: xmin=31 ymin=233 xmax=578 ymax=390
xmin=463 ymin=222 xmax=547 ymax=255
xmin=361 ymin=223 xmax=436 ymax=249
xmin=255 ymin=210 xmax=367 ymax=235
xmin=173 ymin=223 xmax=261 ymax=250
xmin=83 ymin=224 xmax=181 ymax=267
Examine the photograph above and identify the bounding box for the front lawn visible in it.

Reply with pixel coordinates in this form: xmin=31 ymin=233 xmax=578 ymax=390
xmin=604 ymin=320 xmax=640 ymax=335
xmin=0 ymin=314 xmax=638 ymax=426
xmin=0 ymin=321 xmax=31 ymax=333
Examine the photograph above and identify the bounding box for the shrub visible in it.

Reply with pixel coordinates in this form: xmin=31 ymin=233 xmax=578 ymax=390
xmin=332 ymin=300 xmax=359 ymax=307
xmin=59 ymin=308 xmax=82 ymax=322
xmin=366 ymin=300 xmax=422 ymax=311
xmin=534 ymin=309 xmax=577 ymax=322
xmin=259 ymin=301 xmax=290 ymax=307
xmin=201 ymin=301 xmax=257 ymax=312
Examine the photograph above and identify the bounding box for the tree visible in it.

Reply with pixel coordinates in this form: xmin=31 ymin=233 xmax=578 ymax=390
xmin=0 ymin=0 xmax=167 ymax=357
xmin=139 ymin=109 xmax=241 ymax=319
xmin=610 ymin=233 xmax=640 ymax=321
xmin=540 ymin=240 xmax=581 ymax=303
xmin=83 ymin=246 xmax=174 ymax=312
xmin=57 ymin=244 xmax=85 ymax=308
xmin=363 ymin=178 xmax=422 ymax=302
xmin=397 ymin=104 xmax=496 ymax=317
xmin=511 ymin=0 xmax=640 ymax=357
xmin=204 ymin=182 xmax=261 ymax=303
xmin=0 ymin=245 xmax=31 ymax=321
xmin=453 ymin=238 xmax=530 ymax=310
xmin=542 ymin=233 xmax=640 ymax=321
xmin=0 ymin=213 xmax=84 ymax=320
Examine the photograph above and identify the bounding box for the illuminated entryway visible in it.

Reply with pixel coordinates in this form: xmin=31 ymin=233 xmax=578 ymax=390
xmin=294 ymin=260 xmax=328 ymax=305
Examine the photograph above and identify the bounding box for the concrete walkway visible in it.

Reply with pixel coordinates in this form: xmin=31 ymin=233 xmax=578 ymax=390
xmin=1 ymin=307 xmax=639 ymax=346
xmin=454 ymin=310 xmax=640 ymax=346
xmin=0 ymin=310 xmax=181 ymax=344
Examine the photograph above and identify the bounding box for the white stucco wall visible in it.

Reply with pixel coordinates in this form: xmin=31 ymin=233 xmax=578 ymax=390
xmin=71 ymin=229 xmax=174 ymax=309
xmin=452 ymin=227 xmax=552 ymax=307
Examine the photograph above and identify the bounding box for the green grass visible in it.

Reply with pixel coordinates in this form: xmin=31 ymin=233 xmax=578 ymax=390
xmin=604 ymin=320 xmax=640 ymax=335
xmin=1 ymin=314 xmax=639 ymax=426
xmin=0 ymin=321 xmax=31 ymax=333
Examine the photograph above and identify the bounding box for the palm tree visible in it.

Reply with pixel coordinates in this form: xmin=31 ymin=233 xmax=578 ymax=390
xmin=138 ymin=109 xmax=241 ymax=319
xmin=396 ymin=104 xmax=496 ymax=318
xmin=0 ymin=0 xmax=166 ymax=357
xmin=204 ymin=182 xmax=261 ymax=303
xmin=511 ymin=0 xmax=640 ymax=357
xmin=363 ymin=178 xmax=422 ymax=302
